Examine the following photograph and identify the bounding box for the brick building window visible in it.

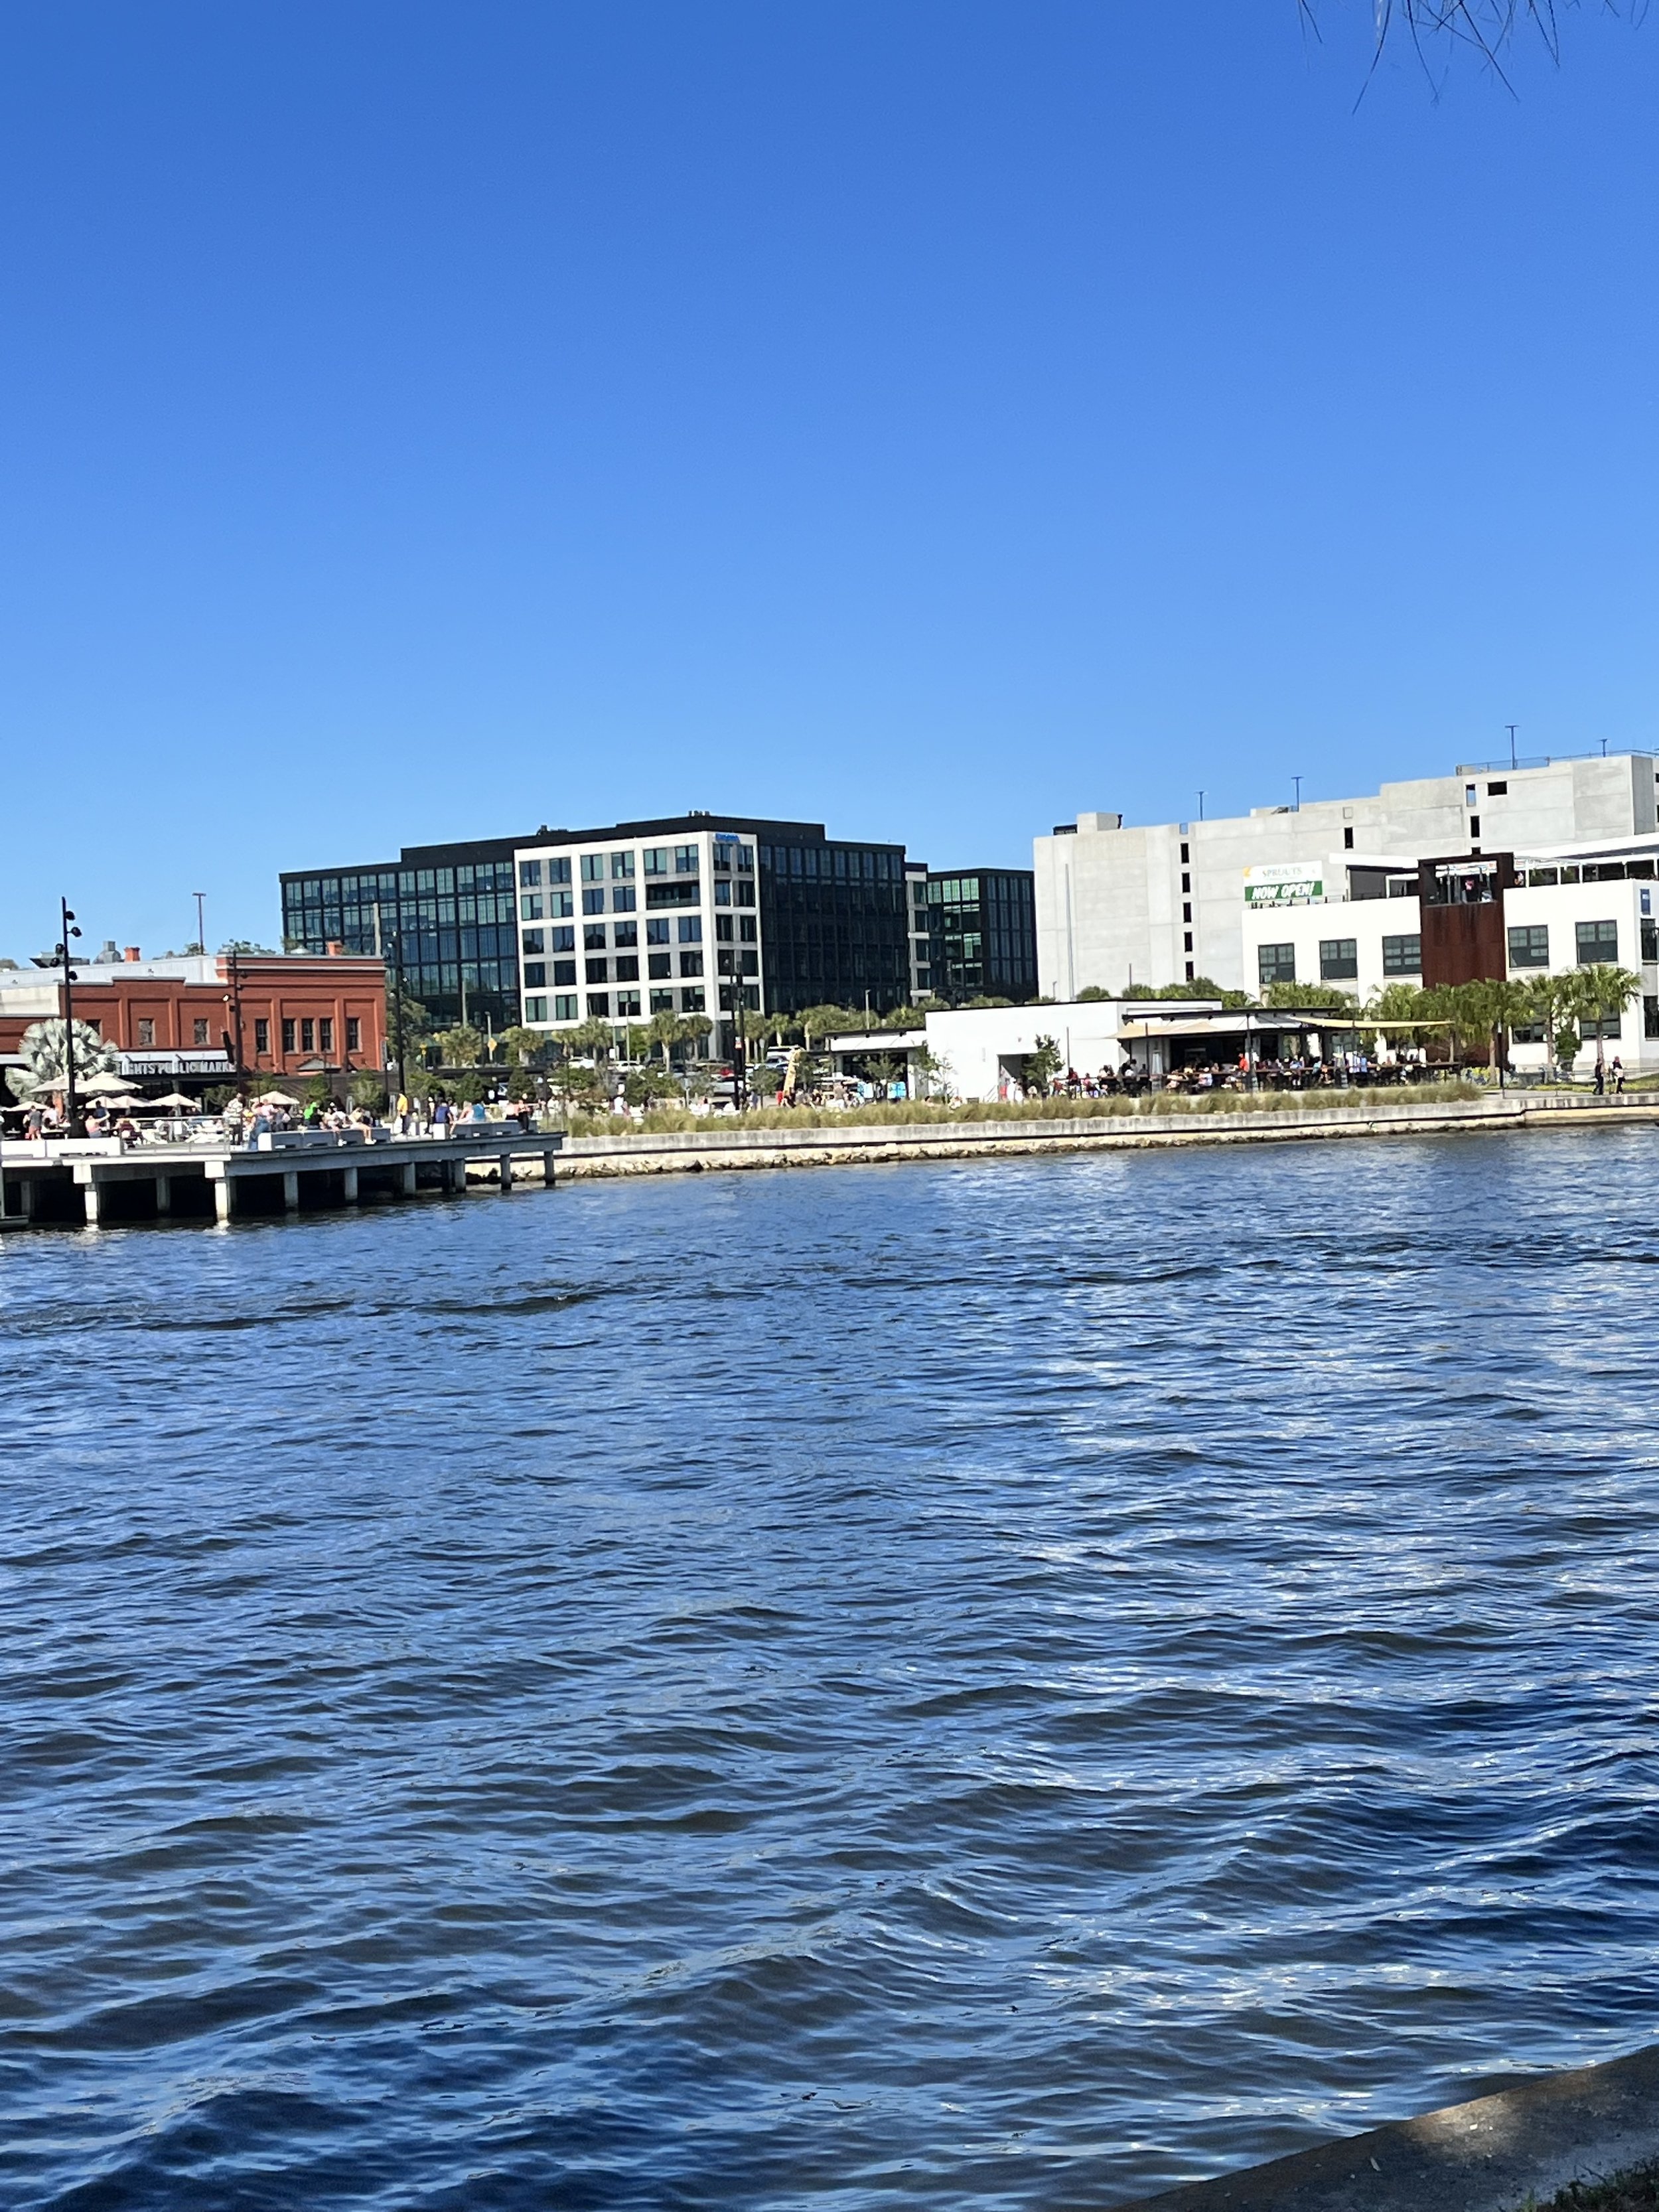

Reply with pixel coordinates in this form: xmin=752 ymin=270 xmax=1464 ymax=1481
xmin=319 ymin=1019 xmax=333 ymax=1054
xmin=281 ymin=1019 xmax=295 ymax=1053
xmin=255 ymin=1019 xmax=270 ymax=1055
xmin=137 ymin=1019 xmax=155 ymax=1047
xmin=193 ymin=1018 xmax=210 ymax=1045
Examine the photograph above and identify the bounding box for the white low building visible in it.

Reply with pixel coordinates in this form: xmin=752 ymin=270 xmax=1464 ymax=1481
xmin=1238 ymin=834 xmax=1659 ymax=1072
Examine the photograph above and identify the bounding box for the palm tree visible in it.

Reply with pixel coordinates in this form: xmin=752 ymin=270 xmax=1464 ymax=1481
xmin=646 ymin=1007 xmax=682 ymax=1074
xmin=1526 ymin=972 xmax=1572 ymax=1084
xmin=1565 ymin=964 xmax=1642 ymax=1087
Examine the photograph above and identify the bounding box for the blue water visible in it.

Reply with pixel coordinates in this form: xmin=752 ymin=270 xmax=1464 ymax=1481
xmin=6 ymin=1129 xmax=1659 ymax=2209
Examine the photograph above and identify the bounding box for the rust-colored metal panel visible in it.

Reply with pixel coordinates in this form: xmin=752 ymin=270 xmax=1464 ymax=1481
xmin=1421 ymin=901 xmax=1506 ymax=986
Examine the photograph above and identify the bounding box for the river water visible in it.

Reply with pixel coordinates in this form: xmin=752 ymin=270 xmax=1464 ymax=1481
xmin=6 ymin=1128 xmax=1659 ymax=2209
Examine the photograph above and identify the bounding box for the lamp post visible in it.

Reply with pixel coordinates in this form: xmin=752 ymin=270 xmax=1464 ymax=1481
xmin=389 ymin=930 xmax=407 ymax=1098
xmin=193 ymin=891 xmax=206 ymax=956
xmin=57 ymin=898 xmax=83 ymax=1136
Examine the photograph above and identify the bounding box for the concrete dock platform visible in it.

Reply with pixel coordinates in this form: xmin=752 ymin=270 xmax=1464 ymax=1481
xmin=0 ymin=1126 xmax=563 ymax=1229
xmin=1119 ymin=2041 xmax=1659 ymax=2212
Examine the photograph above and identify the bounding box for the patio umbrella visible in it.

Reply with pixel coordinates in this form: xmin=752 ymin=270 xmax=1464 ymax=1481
xmin=82 ymin=1070 xmax=135 ymax=1096
xmin=150 ymin=1090 xmax=199 ymax=1109
xmin=253 ymin=1090 xmax=300 ymax=1107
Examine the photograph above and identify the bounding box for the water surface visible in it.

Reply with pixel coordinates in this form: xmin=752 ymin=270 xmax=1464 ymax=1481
xmin=6 ymin=1129 xmax=1659 ymax=2207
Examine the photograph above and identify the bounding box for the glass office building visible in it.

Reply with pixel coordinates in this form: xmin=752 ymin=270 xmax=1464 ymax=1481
xmin=281 ymin=814 xmax=915 ymax=1050
xmin=279 ymin=836 xmax=527 ymax=1037
xmin=916 ymin=869 xmax=1038 ymax=1002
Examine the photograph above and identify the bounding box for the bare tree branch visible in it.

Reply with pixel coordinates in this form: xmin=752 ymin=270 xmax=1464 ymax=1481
xmin=1300 ymin=0 xmax=1636 ymax=98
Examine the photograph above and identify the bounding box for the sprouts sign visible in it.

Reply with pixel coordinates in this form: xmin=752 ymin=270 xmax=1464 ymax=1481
xmin=1243 ymin=862 xmax=1323 ymax=908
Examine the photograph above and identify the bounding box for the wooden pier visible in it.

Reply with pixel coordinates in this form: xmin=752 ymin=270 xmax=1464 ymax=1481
xmin=0 ymin=1126 xmax=563 ymax=1230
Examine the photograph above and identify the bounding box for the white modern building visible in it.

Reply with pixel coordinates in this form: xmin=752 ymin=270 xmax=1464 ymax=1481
xmin=1035 ymin=751 xmax=1659 ymax=999
xmin=1238 ymin=831 xmax=1659 ymax=1074
xmin=512 ymin=812 xmax=915 ymax=1054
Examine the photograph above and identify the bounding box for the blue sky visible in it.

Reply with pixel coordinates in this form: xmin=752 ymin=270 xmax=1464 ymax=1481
xmin=2 ymin=3 xmax=1654 ymax=956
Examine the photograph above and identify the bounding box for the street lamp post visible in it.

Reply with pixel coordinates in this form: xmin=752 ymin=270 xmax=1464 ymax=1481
xmin=57 ymin=898 xmax=83 ymax=1136
xmin=389 ymin=930 xmax=407 ymax=1098
xmin=193 ymin=891 xmax=206 ymax=956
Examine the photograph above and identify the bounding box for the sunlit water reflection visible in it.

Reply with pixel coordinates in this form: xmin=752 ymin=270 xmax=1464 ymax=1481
xmin=6 ymin=1128 xmax=1659 ymax=2207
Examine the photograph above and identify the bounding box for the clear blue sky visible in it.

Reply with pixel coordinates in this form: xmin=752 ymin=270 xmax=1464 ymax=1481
xmin=2 ymin=3 xmax=1654 ymax=958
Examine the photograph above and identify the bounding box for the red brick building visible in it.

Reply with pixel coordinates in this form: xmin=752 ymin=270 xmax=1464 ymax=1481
xmin=0 ymin=950 xmax=387 ymax=1090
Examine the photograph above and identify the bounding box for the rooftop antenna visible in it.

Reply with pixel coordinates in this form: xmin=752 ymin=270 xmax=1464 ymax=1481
xmin=1506 ymin=723 xmax=1518 ymax=771
xmin=1292 ymin=776 xmax=1302 ymax=812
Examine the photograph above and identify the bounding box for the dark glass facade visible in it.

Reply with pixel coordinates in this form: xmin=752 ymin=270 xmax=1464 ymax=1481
xmin=756 ymin=832 xmax=910 ymax=1015
xmin=920 ymin=869 xmax=1037 ymax=1002
xmin=279 ymin=836 xmax=528 ymax=1035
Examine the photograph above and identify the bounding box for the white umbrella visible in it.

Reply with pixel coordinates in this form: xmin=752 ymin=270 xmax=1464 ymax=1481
xmin=80 ymin=1070 xmax=134 ymax=1096
xmin=253 ymin=1090 xmax=300 ymax=1107
xmin=150 ymin=1090 xmax=199 ymax=1109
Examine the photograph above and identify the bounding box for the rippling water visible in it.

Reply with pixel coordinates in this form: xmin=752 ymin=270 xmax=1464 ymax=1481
xmin=7 ymin=1129 xmax=1659 ymax=2209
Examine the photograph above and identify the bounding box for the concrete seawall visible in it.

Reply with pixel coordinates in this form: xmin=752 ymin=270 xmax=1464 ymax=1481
xmin=552 ymin=1093 xmax=1659 ymax=1181
xmin=1117 ymin=2041 xmax=1659 ymax=2211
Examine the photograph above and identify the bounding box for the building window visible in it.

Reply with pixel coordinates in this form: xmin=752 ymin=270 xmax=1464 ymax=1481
xmin=1646 ymin=996 xmax=1659 ymax=1039
xmin=300 ymin=1019 xmax=315 ymax=1051
xmin=612 ymin=885 xmax=636 ymax=913
xmin=582 ymin=888 xmax=606 ymax=915
xmin=1181 ymin=873 xmax=1190 ymax=893
xmin=192 ymin=1017 xmax=210 ymax=1045
xmin=645 ymin=917 xmax=670 ymax=945
xmin=643 ymin=847 xmax=669 ymax=875
xmin=739 ymin=915 xmax=758 ymax=942
xmin=548 ymin=857 xmax=572 ymax=885
xmin=650 ymin=988 xmax=675 ymax=1013
xmin=525 ymin=995 xmax=547 ymax=1023
xmin=1179 ymin=841 xmax=1189 ymax=863
xmin=1258 ymin=943 xmax=1296 ymax=987
xmin=550 ymin=891 xmax=573 ymax=918
xmin=553 ymin=960 xmax=577 ymax=986
xmin=521 ymin=894 xmax=543 ymax=921
xmin=1343 ymin=826 xmax=1354 ymax=849
xmin=1183 ymin=931 xmax=1193 ymax=952
xmin=281 ymin=1018 xmax=296 ymax=1053
xmin=1508 ymin=924 xmax=1550 ymax=969
xmin=520 ymin=859 xmax=542 ymax=887
xmin=1185 ymin=960 xmax=1194 ymax=981
xmin=679 ymin=950 xmax=703 ymax=977
xmin=319 ymin=1019 xmax=333 ymax=1054
xmin=551 ymin=926 xmax=575 ymax=952
xmin=584 ymin=924 xmax=607 ymax=951
xmin=137 ymin=1017 xmax=155 ymax=1047
xmin=524 ymin=962 xmax=547 ymax=988
xmin=674 ymin=844 xmax=699 ymax=874
xmin=613 ymin=920 xmax=638 ymax=948
xmin=554 ymin=994 xmax=578 ymax=1021
xmin=1382 ymin=934 xmax=1422 ymax=976
xmin=1465 ymin=784 xmax=1477 ymax=806
xmin=611 ymin=850 xmax=634 ymax=879
xmin=346 ymin=1018 xmax=360 ymax=1051
xmin=715 ymin=913 xmax=734 ymax=942
xmin=522 ymin=928 xmax=544 ymax=954
xmin=1319 ymin=939 xmax=1358 ymax=982
xmin=680 ymin=986 xmax=705 ymax=1011
xmin=646 ymin=879 xmax=698 ymax=909
xmin=585 ymin=958 xmax=609 ymax=984
xmin=581 ymin=853 xmax=606 ymax=882
xmin=1644 ymin=919 xmax=1659 ymax=963
xmin=1487 ymin=780 xmax=1508 ymax=796
xmin=678 ymin=916 xmax=702 ymax=943
xmin=615 ymin=990 xmax=641 ymax=1017
xmin=586 ymin=992 xmax=610 ymax=1017
xmin=1182 ymin=902 xmax=1192 ymax=923
xmin=648 ymin=952 xmax=672 ymax=979
xmin=1576 ymin=920 xmax=1619 ymax=964
xmin=1469 ymin=816 xmax=1480 ymax=839
xmin=615 ymin=956 xmax=640 ymax=982
xmin=255 ymin=1018 xmax=270 ymax=1055
xmin=714 ymin=880 xmax=731 ymax=907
